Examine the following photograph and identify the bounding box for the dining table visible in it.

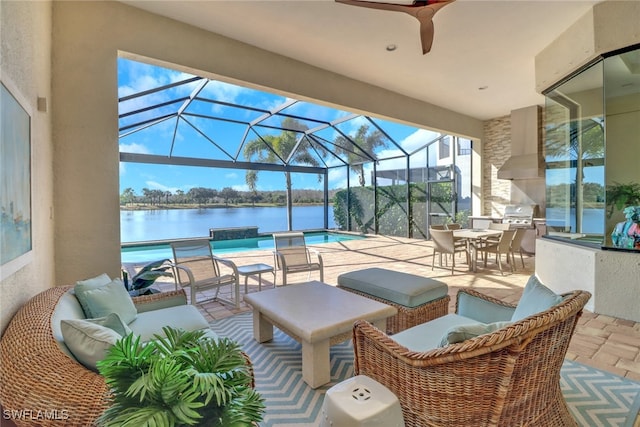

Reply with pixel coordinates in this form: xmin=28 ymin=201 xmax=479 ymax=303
xmin=452 ymin=229 xmax=503 ymax=272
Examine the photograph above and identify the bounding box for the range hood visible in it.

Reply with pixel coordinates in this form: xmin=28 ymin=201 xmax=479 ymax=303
xmin=497 ymin=105 xmax=544 ymax=180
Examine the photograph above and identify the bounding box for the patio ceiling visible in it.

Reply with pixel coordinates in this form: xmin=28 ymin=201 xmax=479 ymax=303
xmin=119 ymin=0 xmax=600 ymax=121
xmin=119 ymin=61 xmax=445 ymax=173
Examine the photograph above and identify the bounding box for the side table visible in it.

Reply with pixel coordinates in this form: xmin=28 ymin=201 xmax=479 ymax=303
xmin=237 ymin=263 xmax=275 ymax=293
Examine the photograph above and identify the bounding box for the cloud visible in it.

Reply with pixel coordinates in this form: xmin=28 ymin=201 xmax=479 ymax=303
xmin=145 ymin=181 xmax=180 ymax=193
xmin=232 ymin=184 xmax=250 ymax=192
xmin=119 ymin=142 xmax=150 ymax=154
xmin=225 ymin=172 xmax=238 ymax=179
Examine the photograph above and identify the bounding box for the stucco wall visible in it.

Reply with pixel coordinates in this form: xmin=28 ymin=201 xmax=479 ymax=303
xmin=536 ymin=238 xmax=640 ymax=322
xmin=0 ymin=1 xmax=54 ymax=332
xmin=51 ymin=1 xmax=484 ymax=286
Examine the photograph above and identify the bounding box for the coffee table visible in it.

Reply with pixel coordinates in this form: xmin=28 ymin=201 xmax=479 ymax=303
xmin=243 ymin=280 xmax=397 ymax=388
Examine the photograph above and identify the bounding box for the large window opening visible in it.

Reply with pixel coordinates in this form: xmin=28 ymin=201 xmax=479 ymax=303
xmin=118 ymin=56 xmax=473 ymax=243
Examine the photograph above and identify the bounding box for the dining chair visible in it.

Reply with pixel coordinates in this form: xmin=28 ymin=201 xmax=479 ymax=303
xmin=170 ymin=239 xmax=240 ymax=307
xmin=510 ymin=227 xmax=527 ymax=269
xmin=481 ymin=222 xmax=512 ymax=249
xmin=430 ymin=228 xmax=469 ymax=275
xmin=445 ymin=223 xmax=466 ymax=257
xmin=482 ymin=229 xmax=516 ymax=275
xmin=272 ymin=232 xmax=324 ymax=286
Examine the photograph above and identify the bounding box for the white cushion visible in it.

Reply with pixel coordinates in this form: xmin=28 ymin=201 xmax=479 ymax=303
xmin=128 ymin=305 xmax=213 ymax=342
xmin=391 ymin=314 xmax=477 ymax=352
xmin=61 ymin=315 xmax=125 ymax=370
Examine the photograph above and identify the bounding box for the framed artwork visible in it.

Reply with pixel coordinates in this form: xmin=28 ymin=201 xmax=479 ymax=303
xmin=1 ymin=80 xmax=32 ymax=278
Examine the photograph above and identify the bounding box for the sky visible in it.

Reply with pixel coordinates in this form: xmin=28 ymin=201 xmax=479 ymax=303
xmin=117 ymin=58 xmax=444 ymax=197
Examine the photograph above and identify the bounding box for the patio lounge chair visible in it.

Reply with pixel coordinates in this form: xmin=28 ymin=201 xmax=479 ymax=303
xmin=353 ymin=276 xmax=591 ymax=427
xmin=272 ymin=232 xmax=324 ymax=286
xmin=170 ymin=239 xmax=240 ymax=307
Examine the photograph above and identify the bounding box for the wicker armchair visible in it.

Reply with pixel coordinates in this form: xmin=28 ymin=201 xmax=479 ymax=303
xmin=0 ymin=286 xmax=254 ymax=427
xmin=352 ymin=287 xmax=591 ymax=427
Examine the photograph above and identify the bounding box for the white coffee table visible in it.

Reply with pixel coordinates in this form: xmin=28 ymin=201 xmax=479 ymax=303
xmin=243 ymin=280 xmax=397 ymax=389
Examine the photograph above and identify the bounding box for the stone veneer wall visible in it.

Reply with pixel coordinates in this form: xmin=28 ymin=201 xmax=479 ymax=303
xmin=482 ymin=115 xmax=512 ymax=217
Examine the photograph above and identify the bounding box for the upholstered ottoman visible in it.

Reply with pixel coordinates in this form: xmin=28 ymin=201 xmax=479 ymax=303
xmin=337 ymin=268 xmax=449 ymax=334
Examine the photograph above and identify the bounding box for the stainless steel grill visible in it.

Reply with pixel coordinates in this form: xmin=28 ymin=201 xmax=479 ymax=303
xmin=502 ymin=205 xmax=537 ymax=228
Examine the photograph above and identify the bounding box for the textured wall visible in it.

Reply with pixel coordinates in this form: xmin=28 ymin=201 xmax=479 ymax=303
xmin=482 ymin=115 xmax=512 ymax=217
xmin=0 ymin=1 xmax=54 ymax=332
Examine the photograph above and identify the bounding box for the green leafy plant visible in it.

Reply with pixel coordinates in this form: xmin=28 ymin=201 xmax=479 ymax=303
xmin=123 ymin=259 xmax=173 ymax=295
xmin=606 ymin=182 xmax=640 ymax=218
xmin=97 ymin=327 xmax=265 ymax=427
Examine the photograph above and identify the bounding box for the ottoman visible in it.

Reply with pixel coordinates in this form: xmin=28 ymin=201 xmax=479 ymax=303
xmin=337 ymin=267 xmax=449 ymax=334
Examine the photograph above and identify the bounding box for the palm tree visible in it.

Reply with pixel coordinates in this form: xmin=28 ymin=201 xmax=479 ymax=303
xmin=120 ymin=187 xmax=136 ymax=206
xmin=333 ymin=124 xmax=386 ymax=186
xmin=243 ymin=117 xmax=323 ymax=230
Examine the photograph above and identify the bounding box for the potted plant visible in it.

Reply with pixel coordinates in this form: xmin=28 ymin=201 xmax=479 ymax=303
xmin=606 ymin=181 xmax=640 ymax=218
xmin=122 ymin=259 xmax=173 ymax=296
xmin=96 ymin=326 xmax=265 ymax=427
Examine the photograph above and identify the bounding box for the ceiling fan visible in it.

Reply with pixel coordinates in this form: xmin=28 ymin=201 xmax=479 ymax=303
xmin=335 ymin=0 xmax=455 ymax=54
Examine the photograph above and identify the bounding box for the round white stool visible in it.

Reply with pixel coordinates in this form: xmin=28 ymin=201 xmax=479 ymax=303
xmin=320 ymin=375 xmax=404 ymax=427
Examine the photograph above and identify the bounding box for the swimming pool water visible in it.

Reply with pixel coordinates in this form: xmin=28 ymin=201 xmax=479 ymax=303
xmin=121 ymin=231 xmax=365 ymax=264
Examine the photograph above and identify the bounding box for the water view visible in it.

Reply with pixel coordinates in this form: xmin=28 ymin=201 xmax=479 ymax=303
xmin=121 ymin=205 xmax=337 ymax=243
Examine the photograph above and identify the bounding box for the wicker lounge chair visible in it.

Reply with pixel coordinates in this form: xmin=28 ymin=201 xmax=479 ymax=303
xmin=0 ymin=286 xmax=254 ymax=427
xmin=353 ymin=285 xmax=591 ymax=427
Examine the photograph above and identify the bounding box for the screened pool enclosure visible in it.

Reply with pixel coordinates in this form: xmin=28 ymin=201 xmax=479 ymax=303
xmin=119 ymin=58 xmax=473 ymax=240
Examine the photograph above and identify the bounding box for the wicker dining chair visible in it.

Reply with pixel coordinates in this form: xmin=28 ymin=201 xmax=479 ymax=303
xmin=430 ymin=228 xmax=469 ymax=274
xmin=482 ymin=229 xmax=516 ymax=275
xmin=353 ymin=287 xmax=592 ymax=427
xmin=510 ymin=227 xmax=527 ymax=269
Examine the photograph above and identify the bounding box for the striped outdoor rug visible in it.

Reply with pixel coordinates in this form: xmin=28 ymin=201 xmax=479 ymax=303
xmin=210 ymin=313 xmax=640 ymax=427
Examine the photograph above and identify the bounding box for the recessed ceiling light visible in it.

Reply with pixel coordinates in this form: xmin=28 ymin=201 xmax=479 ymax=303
xmin=386 ymin=44 xmax=397 ymax=52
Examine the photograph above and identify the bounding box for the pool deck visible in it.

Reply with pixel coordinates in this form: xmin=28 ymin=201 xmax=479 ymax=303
xmin=149 ymin=234 xmax=640 ymax=388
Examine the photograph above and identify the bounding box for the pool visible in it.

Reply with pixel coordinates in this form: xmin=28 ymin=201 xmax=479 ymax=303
xmin=121 ymin=231 xmax=366 ymax=264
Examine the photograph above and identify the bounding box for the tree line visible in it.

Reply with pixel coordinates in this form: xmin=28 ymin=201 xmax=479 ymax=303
xmin=120 ymin=186 xmax=331 ymax=207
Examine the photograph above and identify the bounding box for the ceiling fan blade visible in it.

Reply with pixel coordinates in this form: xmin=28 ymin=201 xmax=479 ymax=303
xmin=419 ymin=16 xmax=435 ymax=54
xmin=335 ymin=0 xmax=454 ymax=55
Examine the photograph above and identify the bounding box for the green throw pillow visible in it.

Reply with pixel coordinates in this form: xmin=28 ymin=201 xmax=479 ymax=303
xmin=511 ymin=275 xmax=563 ymax=322
xmin=440 ymin=321 xmax=512 ymax=346
xmin=61 ymin=316 xmax=126 ymax=371
xmin=75 ymin=279 xmax=137 ymax=324
xmin=74 ymin=273 xmax=112 ymax=317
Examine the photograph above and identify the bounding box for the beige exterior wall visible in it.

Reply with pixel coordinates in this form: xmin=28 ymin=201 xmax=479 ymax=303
xmin=0 ymin=1 xmax=54 ymax=331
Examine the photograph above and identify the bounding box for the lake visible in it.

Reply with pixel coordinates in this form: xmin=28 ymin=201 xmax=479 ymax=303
xmin=120 ymin=205 xmax=336 ymax=243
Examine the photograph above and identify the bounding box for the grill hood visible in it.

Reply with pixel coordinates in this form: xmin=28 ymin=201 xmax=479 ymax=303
xmin=497 ymin=105 xmax=544 ymax=180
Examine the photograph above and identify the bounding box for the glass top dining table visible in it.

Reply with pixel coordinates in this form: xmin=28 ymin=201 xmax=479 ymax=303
xmin=452 ymin=229 xmax=503 ymax=272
